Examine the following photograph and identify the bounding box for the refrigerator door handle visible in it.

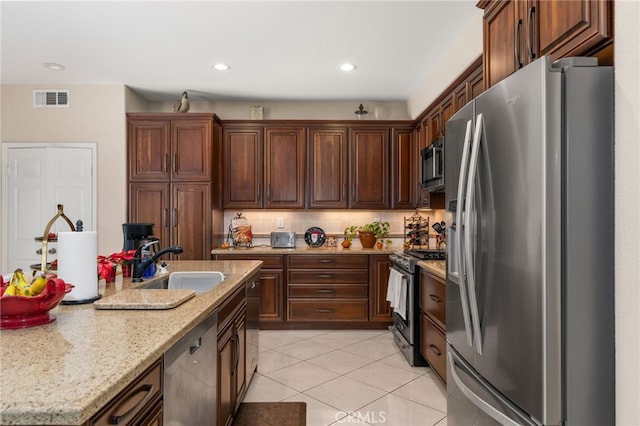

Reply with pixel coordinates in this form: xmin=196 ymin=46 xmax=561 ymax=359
xmin=448 ymin=350 xmax=522 ymax=426
xmin=455 ymin=119 xmax=474 ymax=347
xmin=464 ymin=113 xmax=484 ymax=355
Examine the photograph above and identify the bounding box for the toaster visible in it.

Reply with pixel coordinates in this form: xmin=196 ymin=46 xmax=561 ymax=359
xmin=270 ymin=231 xmax=296 ymax=248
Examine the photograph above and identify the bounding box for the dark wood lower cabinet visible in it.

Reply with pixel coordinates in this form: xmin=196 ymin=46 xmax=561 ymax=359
xmin=217 ymin=286 xmax=247 ymax=426
xmin=419 ymin=268 xmax=447 ymax=384
xmin=369 ymin=255 xmax=392 ymax=322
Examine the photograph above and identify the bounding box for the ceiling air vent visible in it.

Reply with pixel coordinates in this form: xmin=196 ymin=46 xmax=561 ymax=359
xmin=33 ymin=89 xmax=70 ymax=108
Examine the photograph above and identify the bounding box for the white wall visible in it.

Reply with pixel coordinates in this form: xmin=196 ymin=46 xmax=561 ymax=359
xmin=614 ymin=1 xmax=640 ymax=424
xmin=407 ymin=9 xmax=484 ymax=118
xmin=1 ymin=85 xmax=127 ymax=257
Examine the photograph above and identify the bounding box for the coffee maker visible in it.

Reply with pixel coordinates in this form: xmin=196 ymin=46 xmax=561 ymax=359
xmin=122 ymin=223 xmax=157 ymax=251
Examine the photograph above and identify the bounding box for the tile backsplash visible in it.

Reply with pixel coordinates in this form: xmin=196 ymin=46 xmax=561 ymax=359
xmin=223 ymin=209 xmax=447 ymax=248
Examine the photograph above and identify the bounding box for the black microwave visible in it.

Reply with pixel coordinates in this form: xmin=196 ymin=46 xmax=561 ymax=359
xmin=421 ymin=138 xmax=445 ymax=191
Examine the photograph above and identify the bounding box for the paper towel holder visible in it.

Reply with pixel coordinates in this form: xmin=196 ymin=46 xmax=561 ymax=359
xmin=39 ymin=204 xmax=76 ymax=273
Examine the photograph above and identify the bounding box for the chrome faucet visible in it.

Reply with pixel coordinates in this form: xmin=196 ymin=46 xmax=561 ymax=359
xmin=131 ymin=242 xmax=184 ymax=282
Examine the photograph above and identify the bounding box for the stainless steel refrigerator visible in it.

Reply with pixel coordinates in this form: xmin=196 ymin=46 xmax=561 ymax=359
xmin=444 ymin=56 xmax=614 ymax=426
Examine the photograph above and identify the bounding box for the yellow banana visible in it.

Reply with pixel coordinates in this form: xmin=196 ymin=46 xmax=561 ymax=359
xmin=3 ymin=283 xmax=17 ymax=296
xmin=12 ymin=268 xmax=32 ymax=296
xmin=29 ymin=275 xmax=48 ymax=296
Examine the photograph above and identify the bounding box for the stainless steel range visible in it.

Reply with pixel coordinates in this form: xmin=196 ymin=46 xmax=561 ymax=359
xmin=389 ymin=249 xmax=445 ymax=366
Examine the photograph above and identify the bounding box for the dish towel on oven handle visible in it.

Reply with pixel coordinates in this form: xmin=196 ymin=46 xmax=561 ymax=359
xmin=386 ymin=268 xmax=407 ymax=320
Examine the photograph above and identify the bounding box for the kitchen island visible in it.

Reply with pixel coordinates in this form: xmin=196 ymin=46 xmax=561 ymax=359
xmin=0 ymin=259 xmax=261 ymax=426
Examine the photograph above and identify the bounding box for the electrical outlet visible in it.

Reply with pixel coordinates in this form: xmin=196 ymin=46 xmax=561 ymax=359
xmin=276 ymin=217 xmax=285 ymax=228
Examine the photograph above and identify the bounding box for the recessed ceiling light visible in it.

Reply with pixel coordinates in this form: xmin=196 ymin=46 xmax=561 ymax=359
xmin=43 ymin=62 xmax=65 ymax=71
xmin=213 ymin=63 xmax=230 ymax=71
xmin=340 ymin=63 xmax=357 ymax=71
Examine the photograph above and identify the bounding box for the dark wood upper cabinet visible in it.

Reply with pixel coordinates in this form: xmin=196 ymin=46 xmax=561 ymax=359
xmin=222 ymin=126 xmax=263 ymax=209
xmin=478 ymin=0 xmax=613 ymax=89
xmin=264 ymin=127 xmax=306 ymax=209
xmin=307 ymin=127 xmax=349 ymax=209
xmin=128 ymin=116 xmax=212 ymax=182
xmin=391 ymin=127 xmax=417 ymax=209
xmin=348 ymin=127 xmax=390 ymax=209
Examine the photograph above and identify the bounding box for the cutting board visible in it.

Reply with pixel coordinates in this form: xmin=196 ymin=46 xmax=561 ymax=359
xmin=93 ymin=289 xmax=195 ymax=310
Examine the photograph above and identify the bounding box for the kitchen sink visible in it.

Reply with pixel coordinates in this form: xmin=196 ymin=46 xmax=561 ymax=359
xmin=135 ymin=271 xmax=227 ymax=293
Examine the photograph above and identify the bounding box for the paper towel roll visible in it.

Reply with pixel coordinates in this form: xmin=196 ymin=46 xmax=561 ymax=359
xmin=58 ymin=231 xmax=99 ymax=303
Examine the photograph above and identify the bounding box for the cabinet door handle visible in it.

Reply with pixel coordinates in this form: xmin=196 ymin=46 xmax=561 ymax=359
xmin=267 ymin=184 xmax=271 ymax=201
xmin=343 ymin=183 xmax=347 ymax=201
xmin=173 ymin=153 xmax=177 ymax=173
xmin=528 ymin=6 xmax=536 ymax=60
xmin=257 ymin=183 xmax=261 ymax=202
xmin=163 ymin=208 xmax=168 ymax=228
xmin=164 ymin=154 xmax=168 ymax=174
xmin=316 ymin=308 xmax=335 ymax=313
xmin=316 ymin=289 xmax=336 ymax=293
xmin=318 ymin=259 xmax=335 ymax=264
xmin=429 ymin=294 xmax=441 ymax=303
xmin=109 ymin=384 xmax=154 ymax=424
xmin=514 ymin=18 xmax=523 ymax=69
xmin=189 ymin=337 xmax=202 ymax=355
xmin=316 ymin=274 xmax=334 ymax=279
xmin=234 ymin=332 xmax=240 ymax=372
xmin=429 ymin=344 xmax=442 ymax=357
xmin=173 ymin=208 xmax=177 ymax=227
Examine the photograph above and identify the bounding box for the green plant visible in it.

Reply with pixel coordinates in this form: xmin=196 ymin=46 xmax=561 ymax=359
xmin=344 ymin=221 xmax=390 ymax=239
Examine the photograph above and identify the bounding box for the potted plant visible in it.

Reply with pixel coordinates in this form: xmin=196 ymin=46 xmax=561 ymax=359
xmin=345 ymin=221 xmax=390 ymax=249
xmin=342 ymin=225 xmax=358 ymax=248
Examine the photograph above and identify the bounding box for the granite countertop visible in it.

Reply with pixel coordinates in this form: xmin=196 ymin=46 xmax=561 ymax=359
xmin=418 ymin=260 xmax=446 ymax=279
xmin=0 ymin=260 xmax=262 ymax=426
xmin=211 ymin=245 xmax=397 ymax=255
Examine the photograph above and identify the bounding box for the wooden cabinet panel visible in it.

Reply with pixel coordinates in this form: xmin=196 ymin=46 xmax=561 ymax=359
xmin=215 ymin=254 xmax=285 ymax=324
xmin=420 ymin=270 xmax=446 ymax=330
xmin=391 ymin=127 xmax=417 ymax=209
xmin=264 ymin=127 xmax=306 ymax=208
xmin=288 ymin=254 xmax=368 ymax=269
xmin=536 ymin=0 xmax=613 ymax=60
xmin=369 ymin=254 xmax=392 ymax=322
xmin=288 ymin=270 xmax=369 ymax=284
xmin=135 ymin=400 xmax=162 ymax=426
xmin=483 ymin=0 xmax=522 ymax=88
xmin=288 ymin=284 xmax=368 ymax=299
xmin=128 ymin=120 xmax=171 ymax=181
xmin=90 ymin=359 xmax=162 ymax=426
xmin=349 ymin=128 xmax=390 ymax=209
xmin=259 ymin=269 xmax=284 ymax=323
xmin=223 ymin=127 xmax=262 ymax=209
xmin=308 ymin=127 xmax=348 ymax=209
xmin=172 ymin=183 xmax=211 ymax=260
xmin=420 ymin=313 xmax=447 ymax=384
xmin=217 ymin=325 xmax=234 ymax=426
xmin=468 ymin=64 xmax=485 ymax=100
xmin=217 ymin=287 xmax=247 ymax=426
xmin=288 ymin=300 xmax=368 ymax=321
xmin=128 ymin=182 xmax=169 ymax=250
xmin=171 ymin=120 xmax=212 ymax=181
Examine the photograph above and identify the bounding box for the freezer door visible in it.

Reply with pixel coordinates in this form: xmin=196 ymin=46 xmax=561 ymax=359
xmin=466 ymin=56 xmax=562 ymax=424
xmin=447 ymin=346 xmax=538 ymax=426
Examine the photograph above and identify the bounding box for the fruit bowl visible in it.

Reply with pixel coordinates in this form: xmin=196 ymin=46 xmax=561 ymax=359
xmin=0 ymin=278 xmax=74 ymax=329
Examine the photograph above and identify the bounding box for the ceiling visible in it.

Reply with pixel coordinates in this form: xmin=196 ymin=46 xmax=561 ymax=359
xmin=1 ymin=1 xmax=480 ymax=103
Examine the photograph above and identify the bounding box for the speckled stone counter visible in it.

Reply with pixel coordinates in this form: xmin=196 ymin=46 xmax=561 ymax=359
xmin=211 ymin=245 xmax=397 ymax=255
xmin=418 ymin=260 xmax=446 ymax=279
xmin=0 ymin=260 xmax=261 ymax=426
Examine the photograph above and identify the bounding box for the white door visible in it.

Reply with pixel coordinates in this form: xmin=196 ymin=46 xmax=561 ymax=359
xmin=2 ymin=144 xmax=96 ymax=274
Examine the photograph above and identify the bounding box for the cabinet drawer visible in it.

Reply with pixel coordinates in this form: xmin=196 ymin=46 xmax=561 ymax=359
xmin=288 ymin=300 xmax=368 ymax=321
xmin=287 ymin=254 xmax=368 ymax=269
xmin=216 ymin=254 xmax=284 ymax=269
xmin=420 ymin=270 xmax=446 ymax=329
xmin=288 ymin=284 xmax=368 ymax=299
xmin=288 ymin=269 xmax=369 ymax=284
xmin=420 ymin=313 xmax=446 ymax=384
xmin=90 ymin=359 xmax=162 ymax=426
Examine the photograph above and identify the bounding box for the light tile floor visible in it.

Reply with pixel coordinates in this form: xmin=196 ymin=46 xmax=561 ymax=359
xmin=243 ymin=329 xmax=448 ymax=426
